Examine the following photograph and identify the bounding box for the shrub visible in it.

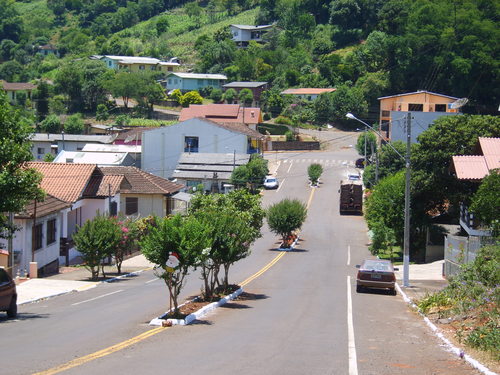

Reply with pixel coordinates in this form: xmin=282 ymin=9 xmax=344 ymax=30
xmin=64 ymin=113 xmax=84 ymax=134
xmin=180 ymin=91 xmax=203 ymax=107
xmin=223 ymin=88 xmax=237 ymax=104
xmin=115 ymin=114 xmax=130 ymax=127
xmin=308 ymin=163 xmax=323 ymax=185
xmin=274 ymin=115 xmax=293 ymax=125
xmin=267 ymin=199 xmax=307 ymax=246
xmin=96 ymin=104 xmax=109 ymax=121
xmin=40 ymin=114 xmax=61 ymax=133
xmin=238 ymin=88 xmax=253 ymax=105
xmin=285 ymin=130 xmax=295 ymax=141
xmin=169 ymin=89 xmax=182 ymax=104
xmin=263 ymin=112 xmax=271 ymax=121
xmin=210 ymin=88 xmax=223 ymax=103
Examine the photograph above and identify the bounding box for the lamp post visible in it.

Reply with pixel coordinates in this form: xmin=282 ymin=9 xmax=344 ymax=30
xmin=346 ymin=113 xmax=411 ymax=287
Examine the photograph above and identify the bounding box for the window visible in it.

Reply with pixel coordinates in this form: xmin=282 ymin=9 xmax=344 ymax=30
xmin=34 ymin=223 xmax=43 ymax=250
xmin=435 ymin=104 xmax=447 ymax=112
xmin=408 ymin=103 xmax=423 ymax=111
xmin=139 ymin=65 xmax=145 ymax=70
xmin=125 ymin=197 xmax=138 ymax=215
xmin=37 ymin=147 xmax=45 ymax=155
xmin=168 ymin=79 xmax=172 ymax=85
xmin=381 ymin=110 xmax=390 ymax=117
xmin=47 ymin=219 xmax=56 ymax=245
xmin=184 ymin=136 xmax=199 ymax=153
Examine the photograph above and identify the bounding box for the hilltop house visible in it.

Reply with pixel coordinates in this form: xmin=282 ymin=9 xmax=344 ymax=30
xmin=378 ymin=90 xmax=461 ymax=142
xmin=142 ymin=117 xmax=264 ymax=181
xmin=37 ymin=44 xmax=59 ymax=57
xmin=1 ymin=80 xmax=37 ymax=105
xmin=162 ymin=72 xmax=227 ymax=93
xmin=179 ymin=104 xmax=262 ymax=130
xmin=2 ymin=162 xmax=184 ymax=274
xmin=93 ymin=55 xmax=181 ymax=74
xmin=223 ymin=81 xmax=268 ymax=105
xmin=230 ymin=24 xmax=274 ymax=47
xmin=281 ymin=88 xmax=336 ymax=101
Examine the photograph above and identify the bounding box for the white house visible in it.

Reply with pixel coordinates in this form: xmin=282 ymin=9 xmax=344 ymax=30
xmin=53 ymin=150 xmax=136 ymax=167
xmin=30 ymin=133 xmax=115 ymax=161
xmin=142 ymin=118 xmax=264 ymax=180
xmin=230 ymin=24 xmax=274 ymax=46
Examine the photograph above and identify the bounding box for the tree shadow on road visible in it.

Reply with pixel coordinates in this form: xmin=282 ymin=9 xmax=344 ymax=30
xmin=0 ymin=312 xmax=50 ymax=323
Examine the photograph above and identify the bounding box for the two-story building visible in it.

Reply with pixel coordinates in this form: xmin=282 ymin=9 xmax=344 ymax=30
xmin=378 ymin=90 xmax=461 ymax=142
xmin=142 ymin=118 xmax=264 ymax=182
xmin=163 ymin=72 xmax=227 ymax=93
xmin=179 ymin=104 xmax=262 ymax=130
xmin=230 ymin=24 xmax=274 ymax=47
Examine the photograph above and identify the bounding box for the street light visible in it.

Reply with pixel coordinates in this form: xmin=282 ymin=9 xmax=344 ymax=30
xmin=346 ymin=112 xmax=411 ymax=287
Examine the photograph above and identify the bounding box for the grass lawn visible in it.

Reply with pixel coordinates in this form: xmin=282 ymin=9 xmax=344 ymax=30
xmin=258 ymin=123 xmax=290 ymax=135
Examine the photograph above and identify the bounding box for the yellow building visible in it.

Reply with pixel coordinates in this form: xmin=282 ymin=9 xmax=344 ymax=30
xmin=378 ymin=90 xmax=461 ymax=141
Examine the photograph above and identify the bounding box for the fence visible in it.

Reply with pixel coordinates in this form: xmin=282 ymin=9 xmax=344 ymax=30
xmin=443 ymin=235 xmax=482 ymax=278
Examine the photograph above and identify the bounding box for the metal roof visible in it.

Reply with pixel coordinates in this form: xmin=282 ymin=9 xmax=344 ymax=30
xmin=166 ymin=72 xmax=227 ymax=80
xmin=31 ymin=133 xmax=115 ymax=143
xmin=230 ymin=24 xmax=273 ymax=31
xmin=378 ymin=90 xmax=459 ymax=101
xmin=223 ymin=81 xmax=268 ymax=88
xmin=82 ymin=144 xmax=141 ymax=153
xmin=53 ymin=150 xmax=132 ymax=166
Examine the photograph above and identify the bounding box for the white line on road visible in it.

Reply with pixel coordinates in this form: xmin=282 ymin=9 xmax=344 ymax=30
xmin=71 ymin=290 xmax=123 ymax=306
xmin=146 ymin=278 xmax=159 ymax=284
xmin=347 ymin=276 xmax=358 ymax=375
xmin=287 ymin=161 xmax=293 ymax=173
xmin=347 ymin=245 xmax=351 ymax=266
xmin=276 ymin=178 xmax=285 ymax=192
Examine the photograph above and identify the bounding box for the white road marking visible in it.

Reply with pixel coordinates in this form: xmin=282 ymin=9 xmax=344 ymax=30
xmin=276 ymin=178 xmax=285 ymax=192
xmin=347 ymin=245 xmax=351 ymax=266
xmin=347 ymin=276 xmax=358 ymax=375
xmin=287 ymin=161 xmax=293 ymax=173
xmin=71 ymin=290 xmax=123 ymax=306
xmin=146 ymin=278 xmax=159 ymax=284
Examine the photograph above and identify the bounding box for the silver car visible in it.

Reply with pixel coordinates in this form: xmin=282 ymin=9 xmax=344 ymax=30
xmin=263 ymin=176 xmax=279 ymax=189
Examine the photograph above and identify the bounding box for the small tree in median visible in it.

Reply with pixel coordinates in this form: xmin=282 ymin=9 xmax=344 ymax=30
xmin=140 ymin=215 xmax=209 ymax=316
xmin=308 ymin=163 xmax=323 ymax=186
xmin=114 ymin=217 xmax=139 ymax=274
xmin=72 ymin=213 xmax=122 ymax=280
xmin=267 ymin=199 xmax=307 ymax=248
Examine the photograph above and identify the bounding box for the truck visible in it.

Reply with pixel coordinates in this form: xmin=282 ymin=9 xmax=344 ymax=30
xmin=339 ymin=179 xmax=363 ymax=215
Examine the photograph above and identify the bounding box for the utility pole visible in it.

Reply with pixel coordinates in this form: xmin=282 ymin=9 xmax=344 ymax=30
xmin=233 ymin=149 xmax=236 ymax=171
xmin=403 ymin=113 xmax=411 ymax=287
xmin=7 ymin=212 xmax=13 ymax=277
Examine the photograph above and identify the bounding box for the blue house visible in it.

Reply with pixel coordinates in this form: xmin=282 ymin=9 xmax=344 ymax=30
xmin=163 ymin=73 xmax=227 ymax=93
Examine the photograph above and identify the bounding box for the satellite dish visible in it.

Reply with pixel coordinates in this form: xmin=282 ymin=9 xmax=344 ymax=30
xmin=449 ymin=98 xmax=468 ymax=109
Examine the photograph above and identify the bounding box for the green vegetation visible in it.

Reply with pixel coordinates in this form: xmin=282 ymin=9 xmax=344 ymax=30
xmin=267 ymin=198 xmax=307 ymax=248
xmin=230 ymin=155 xmax=269 ymax=192
xmin=418 ymin=244 xmax=500 ymax=360
xmin=307 ymin=163 xmax=323 ymax=186
xmin=257 ymin=123 xmax=289 ymax=135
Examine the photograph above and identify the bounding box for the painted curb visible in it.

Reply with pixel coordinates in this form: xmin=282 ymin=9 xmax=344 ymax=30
xmin=278 ymin=235 xmax=300 ymax=251
xmin=396 ymin=283 xmax=497 ymax=375
xmin=149 ymin=287 xmax=244 ymax=326
xmin=17 ymin=268 xmax=151 ymax=306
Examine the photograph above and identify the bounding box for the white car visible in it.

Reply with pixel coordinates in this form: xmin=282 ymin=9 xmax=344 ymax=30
xmin=263 ymin=176 xmax=279 ymax=189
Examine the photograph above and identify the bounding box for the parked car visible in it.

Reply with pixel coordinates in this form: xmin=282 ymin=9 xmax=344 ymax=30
xmin=263 ymin=176 xmax=279 ymax=189
xmin=355 ymin=158 xmax=365 ymax=168
xmin=0 ymin=268 xmax=17 ymax=318
xmin=356 ymin=259 xmax=398 ymax=295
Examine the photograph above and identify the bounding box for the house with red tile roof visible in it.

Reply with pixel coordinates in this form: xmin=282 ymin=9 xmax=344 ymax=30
xmin=4 ymin=162 xmax=184 ymax=274
xmin=0 ymin=80 xmax=37 ymax=105
xmin=179 ymin=104 xmax=262 ymax=130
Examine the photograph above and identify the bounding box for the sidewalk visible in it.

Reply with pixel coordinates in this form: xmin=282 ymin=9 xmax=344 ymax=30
xmin=16 ymin=254 xmax=154 ymax=305
xmin=395 ymin=260 xmax=448 ymax=302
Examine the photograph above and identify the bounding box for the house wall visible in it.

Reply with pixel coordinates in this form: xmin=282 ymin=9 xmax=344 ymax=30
xmin=230 ymin=26 xmax=251 ymax=42
xmin=142 ymin=118 xmax=248 ymax=179
xmin=389 ymin=111 xmax=459 ymax=143
xmin=165 ymin=76 xmax=225 ymax=92
xmin=102 ymin=57 xmax=118 ymax=69
xmin=120 ymin=193 xmax=166 ymax=218
xmin=31 ymin=140 xmax=112 ymax=161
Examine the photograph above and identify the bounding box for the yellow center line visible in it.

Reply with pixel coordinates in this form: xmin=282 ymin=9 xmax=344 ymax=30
xmin=35 ymin=188 xmax=317 ymax=374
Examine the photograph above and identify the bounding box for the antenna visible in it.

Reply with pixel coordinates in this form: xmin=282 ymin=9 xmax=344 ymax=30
xmin=449 ymin=98 xmax=468 ymax=109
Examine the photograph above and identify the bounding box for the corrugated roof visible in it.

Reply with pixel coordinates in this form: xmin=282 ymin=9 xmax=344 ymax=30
xmin=479 ymin=137 xmax=500 ymax=170
xmin=378 ymin=90 xmax=459 ymax=100
xmin=452 ymin=156 xmax=489 ymax=180
xmin=230 ymin=24 xmax=273 ymax=30
xmin=281 ymin=88 xmax=336 ymax=95
xmin=31 ymin=133 xmax=115 ymax=143
xmin=16 ymin=194 xmax=71 ymax=219
xmin=1 ymin=80 xmax=37 ymax=91
xmin=167 ymin=72 xmax=227 ymax=80
xmin=53 ymin=150 xmax=131 ymax=166
xmin=27 ymin=162 xmax=98 ymax=203
xmin=99 ymin=166 xmax=183 ymax=195
xmin=179 ymin=104 xmax=262 ymax=125
xmin=223 ymin=81 xmax=268 ymax=88
xmin=103 ymin=55 xmax=161 ymax=64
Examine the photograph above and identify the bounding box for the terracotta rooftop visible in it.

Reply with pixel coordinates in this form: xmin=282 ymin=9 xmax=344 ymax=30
xmin=99 ymin=166 xmax=183 ymax=195
xmin=83 ymin=174 xmax=128 ymax=198
xmin=1 ymin=80 xmax=37 ymax=91
xmin=452 ymin=156 xmax=490 ymax=180
xmin=179 ymin=104 xmax=262 ymax=124
xmin=16 ymin=194 xmax=71 ymax=219
xmin=479 ymin=137 xmax=500 ymax=170
xmin=27 ymin=162 xmax=98 ymax=203
xmin=281 ymin=88 xmax=336 ymax=95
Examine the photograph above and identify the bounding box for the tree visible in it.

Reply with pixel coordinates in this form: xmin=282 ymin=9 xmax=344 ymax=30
xmin=210 ymin=88 xmax=223 ymax=103
xmin=40 ymin=114 xmax=61 ymax=133
xmin=179 ymin=91 xmax=203 ymax=107
xmin=223 ymin=88 xmax=237 ymax=104
xmin=362 ymin=140 xmax=407 ymax=188
xmin=96 ymin=104 xmax=109 ymax=121
xmin=169 ymin=89 xmax=182 ymax=105
xmin=113 ymin=217 xmax=138 ymax=274
xmin=107 ymin=72 xmax=140 ymax=109
xmin=314 ymin=85 xmax=368 ymax=125
xmin=0 ymin=90 xmax=44 ymax=239
xmin=34 ymin=81 xmax=50 ymax=121
xmin=230 ymin=156 xmax=268 ymax=192
xmin=140 ymin=215 xmax=209 ymax=316
xmin=72 ymin=213 xmax=122 ymax=280
xmin=238 ymin=88 xmax=253 ymax=106
xmin=470 ymin=171 xmax=500 ymax=236
xmin=156 ymin=16 xmax=169 ymax=34
xmin=308 ymin=163 xmax=323 ymax=186
xmin=356 ymin=131 xmax=377 ymax=159
xmin=267 ymin=198 xmax=307 ymax=247
xmin=64 ymin=113 xmax=84 ymax=134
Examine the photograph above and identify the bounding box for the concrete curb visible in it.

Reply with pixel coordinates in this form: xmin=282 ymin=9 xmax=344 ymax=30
xmin=278 ymin=235 xmax=300 ymax=251
xmin=149 ymin=287 xmax=244 ymax=326
xmin=18 ymin=267 xmax=151 ymax=306
xmin=395 ymin=283 xmax=497 ymax=375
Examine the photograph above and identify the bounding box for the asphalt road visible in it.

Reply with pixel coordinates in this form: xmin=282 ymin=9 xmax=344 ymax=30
xmin=0 ymin=141 xmax=480 ymax=374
